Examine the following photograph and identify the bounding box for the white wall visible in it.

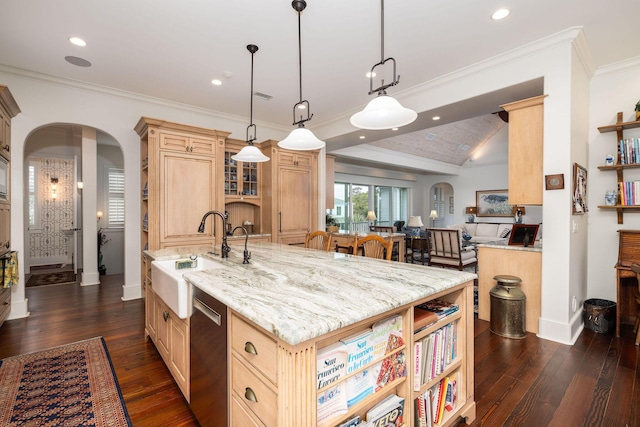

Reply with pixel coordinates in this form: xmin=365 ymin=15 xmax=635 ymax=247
xmin=588 ymin=59 xmax=640 ymax=304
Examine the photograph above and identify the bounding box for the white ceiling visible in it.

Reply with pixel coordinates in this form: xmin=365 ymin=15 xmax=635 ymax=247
xmin=2 ymin=1 xmax=639 ymax=171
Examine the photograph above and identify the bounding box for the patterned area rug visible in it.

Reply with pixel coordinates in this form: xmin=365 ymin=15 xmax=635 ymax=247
xmin=0 ymin=337 xmax=131 ymax=426
xmin=26 ymin=270 xmax=76 ymax=288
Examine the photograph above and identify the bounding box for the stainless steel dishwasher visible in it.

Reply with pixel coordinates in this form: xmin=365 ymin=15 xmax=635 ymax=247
xmin=190 ymin=285 xmax=227 ymax=427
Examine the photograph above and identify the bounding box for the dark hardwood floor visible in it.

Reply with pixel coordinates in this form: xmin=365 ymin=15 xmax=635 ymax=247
xmin=1 ymin=275 xmax=639 ymax=426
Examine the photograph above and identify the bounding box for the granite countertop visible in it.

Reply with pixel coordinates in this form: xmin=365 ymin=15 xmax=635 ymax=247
xmin=149 ymin=242 xmax=475 ymax=346
xmin=476 ymin=240 xmax=542 ymax=253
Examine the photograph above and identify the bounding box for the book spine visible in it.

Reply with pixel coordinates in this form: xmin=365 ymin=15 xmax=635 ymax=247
xmin=414 ymin=341 xmax=422 ymax=392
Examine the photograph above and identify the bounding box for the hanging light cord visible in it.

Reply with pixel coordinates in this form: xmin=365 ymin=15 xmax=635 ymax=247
xmin=368 ymin=0 xmax=400 ymax=95
xmin=246 ymin=44 xmax=258 ymax=144
xmin=291 ymin=0 xmax=313 ymax=127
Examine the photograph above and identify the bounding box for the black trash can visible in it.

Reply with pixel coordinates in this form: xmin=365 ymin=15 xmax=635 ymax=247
xmin=583 ymin=298 xmax=616 ymax=334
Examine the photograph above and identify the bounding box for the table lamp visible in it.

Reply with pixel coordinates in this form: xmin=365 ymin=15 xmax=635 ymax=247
xmin=366 ymin=210 xmax=377 ymax=227
xmin=465 ymin=206 xmax=477 ymax=223
xmin=429 ymin=210 xmax=438 ymax=226
xmin=407 ymin=215 xmax=424 ymax=236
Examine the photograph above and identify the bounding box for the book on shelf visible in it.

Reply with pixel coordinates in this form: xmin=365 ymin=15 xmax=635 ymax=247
xmin=414 ymin=307 xmax=439 ymax=333
xmin=345 ymin=369 xmax=374 ymax=407
xmin=415 ymin=321 xmax=458 ymax=387
xmin=365 ymin=393 xmax=405 ymax=427
xmin=338 ymin=415 xmax=361 ymax=427
xmin=414 ymin=340 xmax=423 ymax=392
xmin=414 ymin=388 xmax=432 ymax=427
xmin=416 ymin=299 xmax=459 ymax=319
xmin=340 ymin=328 xmax=374 ymax=374
xmin=371 ymin=314 xmax=403 ymax=359
xmin=444 ymin=375 xmax=458 ymax=413
xmin=317 ymin=341 xmax=347 ymax=390
xmin=372 ymin=333 xmax=406 ymax=392
xmin=317 ymin=382 xmax=348 ymax=423
xmin=434 ymin=376 xmax=449 ymax=425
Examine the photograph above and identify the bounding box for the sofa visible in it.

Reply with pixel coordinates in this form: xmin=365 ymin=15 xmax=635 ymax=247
xmin=447 ymin=222 xmax=513 ymax=243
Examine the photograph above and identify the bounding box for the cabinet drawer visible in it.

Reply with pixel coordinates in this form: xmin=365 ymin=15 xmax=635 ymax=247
xmin=231 ymin=315 xmax=278 ymax=384
xmin=231 ymin=356 xmax=277 ymax=427
xmin=0 ymin=286 xmax=10 ymax=325
xmin=231 ymin=394 xmax=266 ymax=427
xmin=160 ymin=132 xmax=190 ymax=152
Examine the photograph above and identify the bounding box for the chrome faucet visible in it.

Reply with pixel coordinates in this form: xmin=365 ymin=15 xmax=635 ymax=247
xmin=198 ymin=210 xmax=231 ymax=258
xmin=232 ymin=226 xmax=251 ymax=264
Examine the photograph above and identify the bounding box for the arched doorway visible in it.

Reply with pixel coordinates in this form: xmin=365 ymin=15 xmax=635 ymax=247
xmin=23 ymin=124 xmax=124 ymax=284
xmin=429 ymin=182 xmax=454 ymax=227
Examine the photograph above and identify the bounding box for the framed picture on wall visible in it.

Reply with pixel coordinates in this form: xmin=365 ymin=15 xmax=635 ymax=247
xmin=573 ymin=163 xmax=588 ymax=214
xmin=476 ymin=189 xmax=513 ymax=217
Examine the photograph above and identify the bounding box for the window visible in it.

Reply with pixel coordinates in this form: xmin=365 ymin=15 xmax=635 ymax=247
xmin=28 ymin=163 xmax=39 ymax=228
xmin=328 ymin=182 xmax=409 ymax=232
xmin=107 ymin=168 xmax=125 ymax=227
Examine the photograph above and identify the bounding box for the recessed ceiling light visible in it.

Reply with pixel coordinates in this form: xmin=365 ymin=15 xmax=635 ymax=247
xmin=359 ymin=135 xmax=365 ymax=139
xmin=491 ymin=8 xmax=510 ymax=20
xmin=68 ymin=37 xmax=87 ymax=47
xmin=366 ymin=71 xmax=377 ymax=78
xmin=211 ymin=79 xmax=222 ymax=86
xmin=432 ymin=116 xmax=440 ymax=121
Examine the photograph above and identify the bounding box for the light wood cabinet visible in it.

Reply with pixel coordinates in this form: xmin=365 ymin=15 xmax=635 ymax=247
xmin=136 ymin=117 xmax=229 ymax=251
xmin=501 ymin=95 xmax=546 ymax=206
xmin=0 ymin=85 xmax=19 ymax=162
xmin=228 ymin=281 xmax=475 ymax=427
xmin=596 ymin=112 xmax=640 ymax=223
xmin=0 ymin=86 xmax=20 ymax=330
xmin=260 ymin=140 xmax=318 ymax=245
xmin=224 ymin=139 xmax=261 ymax=200
xmin=136 ymin=117 xmax=228 ymax=401
xmin=155 ymin=293 xmax=190 ymax=401
xmin=477 ymin=246 xmax=542 ymax=334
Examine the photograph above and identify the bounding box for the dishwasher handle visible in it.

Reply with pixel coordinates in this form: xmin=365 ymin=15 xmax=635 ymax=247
xmin=193 ymin=296 xmax=222 ymax=326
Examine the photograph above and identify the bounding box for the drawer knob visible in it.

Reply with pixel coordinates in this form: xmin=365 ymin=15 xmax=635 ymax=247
xmin=244 ymin=387 xmax=258 ymax=403
xmin=244 ymin=341 xmax=258 ymax=355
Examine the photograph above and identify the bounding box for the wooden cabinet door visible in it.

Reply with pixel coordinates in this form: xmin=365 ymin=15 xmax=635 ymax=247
xmin=0 ymin=203 xmax=10 ymax=250
xmin=189 ymin=137 xmax=216 ymax=156
xmin=0 ymin=110 xmax=9 ymax=161
xmin=159 ymin=152 xmax=216 ymax=244
xmin=159 ymin=131 xmax=190 ymax=153
xmin=169 ymin=316 xmax=189 ymax=389
xmin=278 ymin=166 xmax=312 ymax=236
xmin=145 ymin=283 xmax=157 ymax=340
xmin=155 ymin=299 xmax=171 ymax=358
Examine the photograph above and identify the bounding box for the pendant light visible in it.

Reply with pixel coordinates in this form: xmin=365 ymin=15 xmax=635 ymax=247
xmin=350 ymin=0 xmax=417 ymax=130
xmin=232 ymin=44 xmax=270 ymax=163
xmin=278 ymin=0 xmax=325 ymax=151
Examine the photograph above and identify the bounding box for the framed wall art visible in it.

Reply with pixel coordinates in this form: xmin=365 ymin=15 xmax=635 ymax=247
xmin=476 ymin=189 xmax=513 ymax=217
xmin=545 ymin=174 xmax=564 ymax=190
xmin=573 ymin=163 xmax=588 ymax=214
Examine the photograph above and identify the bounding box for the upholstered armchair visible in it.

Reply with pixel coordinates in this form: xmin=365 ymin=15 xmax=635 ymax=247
xmin=427 ymin=228 xmax=477 ymax=271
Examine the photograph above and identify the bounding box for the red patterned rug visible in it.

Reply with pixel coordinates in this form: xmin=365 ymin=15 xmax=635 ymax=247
xmin=0 ymin=337 xmax=131 ymax=426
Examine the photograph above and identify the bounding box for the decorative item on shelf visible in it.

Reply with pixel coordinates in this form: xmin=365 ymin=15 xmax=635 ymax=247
xmin=512 ymin=206 xmax=526 ymax=224
xmin=278 ymin=0 xmax=325 ymax=151
xmin=232 ymin=44 xmax=270 ymax=163
xmin=350 ymin=0 xmax=417 ymax=130
xmin=465 ymin=206 xmax=477 ymax=223
xmin=407 ymin=215 xmax=423 ymax=236
xmin=429 ymin=210 xmax=438 ymax=226
xmin=366 ymin=210 xmax=377 ymax=227
xmin=605 ymin=154 xmax=614 ymax=166
xmin=635 ymin=100 xmax=640 ymax=121
xmin=605 ymin=190 xmax=617 ymax=206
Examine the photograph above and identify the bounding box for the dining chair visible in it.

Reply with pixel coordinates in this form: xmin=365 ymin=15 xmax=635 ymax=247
xmin=305 ymin=230 xmax=332 ymax=251
xmin=369 ymin=225 xmax=395 ymax=233
xmin=354 ymin=234 xmax=393 ymax=261
xmin=427 ymin=228 xmax=477 ymax=271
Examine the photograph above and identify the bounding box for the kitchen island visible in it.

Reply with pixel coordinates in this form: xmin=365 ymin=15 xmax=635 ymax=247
xmin=147 ymin=242 xmax=477 ymax=427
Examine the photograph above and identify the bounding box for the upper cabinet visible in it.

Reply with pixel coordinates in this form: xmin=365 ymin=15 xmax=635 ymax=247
xmin=501 ymin=95 xmax=546 ymax=206
xmin=260 ymin=140 xmax=318 ymax=245
xmin=136 ymin=117 xmax=228 ymax=252
xmin=224 ymin=139 xmax=261 ymax=200
xmin=0 ymin=85 xmax=20 ymax=163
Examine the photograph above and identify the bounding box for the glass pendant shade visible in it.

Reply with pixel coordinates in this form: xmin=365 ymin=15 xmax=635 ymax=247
xmin=350 ymin=94 xmax=417 ymax=130
xmin=231 ymin=144 xmax=269 ymax=163
xmin=278 ymin=127 xmax=325 ymax=151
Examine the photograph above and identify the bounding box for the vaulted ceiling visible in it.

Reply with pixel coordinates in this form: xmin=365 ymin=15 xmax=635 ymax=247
xmin=2 ymin=1 xmax=638 ymax=171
